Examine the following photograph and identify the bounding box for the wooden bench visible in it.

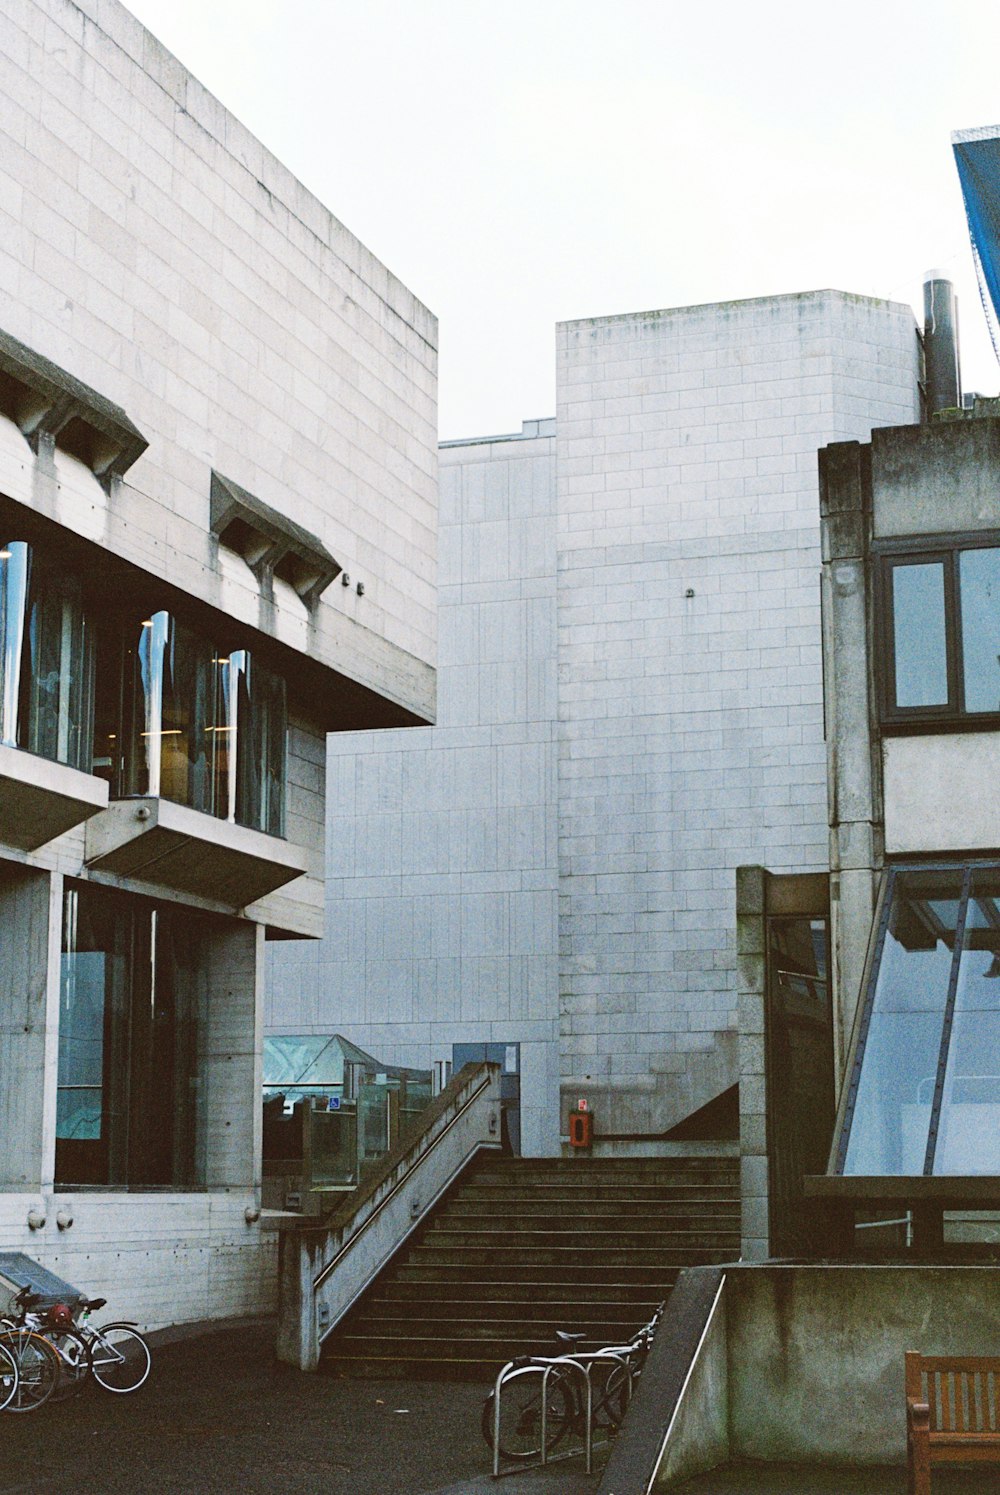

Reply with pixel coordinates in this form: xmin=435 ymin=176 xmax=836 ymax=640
xmin=906 ymin=1351 xmax=1000 ymax=1493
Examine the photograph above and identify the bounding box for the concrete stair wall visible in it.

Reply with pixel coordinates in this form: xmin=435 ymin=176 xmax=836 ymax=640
xmin=320 ymin=1154 xmax=740 ymax=1378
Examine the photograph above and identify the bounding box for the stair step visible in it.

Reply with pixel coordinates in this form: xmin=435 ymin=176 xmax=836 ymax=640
xmin=320 ymin=1150 xmax=738 ymax=1378
xmin=374 ymin=1283 xmax=671 ymax=1307
xmin=444 ymin=1201 xmax=739 ymax=1220
xmin=393 ymin=1261 xmax=685 ymax=1281
xmin=424 ymin=1226 xmax=738 ymax=1247
xmin=346 ymin=1315 xmax=645 ymax=1341
xmin=327 ymin=1333 xmax=626 ymax=1361
xmin=363 ymin=1296 xmax=665 ymax=1318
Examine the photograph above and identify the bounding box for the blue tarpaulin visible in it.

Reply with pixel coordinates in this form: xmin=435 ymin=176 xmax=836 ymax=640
xmin=953 ymin=127 xmax=1000 ymax=362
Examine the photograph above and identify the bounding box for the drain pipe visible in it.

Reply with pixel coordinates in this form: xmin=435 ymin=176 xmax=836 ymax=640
xmin=923 ymin=270 xmax=961 ymax=417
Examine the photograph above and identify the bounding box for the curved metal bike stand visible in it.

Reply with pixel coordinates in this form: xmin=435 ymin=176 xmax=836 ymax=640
xmin=490 ymin=1349 xmax=636 ymax=1477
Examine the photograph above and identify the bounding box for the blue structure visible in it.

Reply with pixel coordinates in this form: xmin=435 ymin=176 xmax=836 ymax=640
xmin=953 ymin=127 xmax=1000 ymax=360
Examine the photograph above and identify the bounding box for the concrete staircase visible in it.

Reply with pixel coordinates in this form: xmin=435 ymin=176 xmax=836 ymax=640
xmin=320 ymin=1153 xmax=740 ymax=1377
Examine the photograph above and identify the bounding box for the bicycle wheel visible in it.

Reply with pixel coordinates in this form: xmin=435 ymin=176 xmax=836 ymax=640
xmin=593 ymin=1359 xmax=633 ymax=1429
xmin=88 ymin=1324 xmax=151 ymax=1393
xmin=0 ymin=1329 xmax=58 ymax=1412
xmin=0 ymin=1342 xmax=18 ymax=1412
xmin=481 ymin=1366 xmax=574 ymax=1460
xmin=47 ymin=1327 xmax=90 ymax=1399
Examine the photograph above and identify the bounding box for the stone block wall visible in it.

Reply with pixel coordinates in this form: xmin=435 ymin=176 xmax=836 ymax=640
xmin=554 ymin=292 xmax=920 ymax=1134
xmin=266 ymin=423 xmax=560 ymax=1156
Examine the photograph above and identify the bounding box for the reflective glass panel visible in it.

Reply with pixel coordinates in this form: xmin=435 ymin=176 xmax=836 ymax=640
xmin=23 ymin=560 xmax=95 ymax=772
xmin=0 ymin=542 xmax=30 ymax=749
xmin=0 ymin=543 xmax=94 ymax=770
xmin=56 ymin=881 xmax=208 ymax=1188
xmin=959 ymin=548 xmax=1000 ymax=713
xmin=843 ymin=870 xmax=961 ymax=1174
xmin=122 ymin=611 xmax=214 ymax=812
xmin=934 ymin=869 xmax=1000 ymax=1174
xmin=116 ymin=617 xmax=286 ymax=834
xmin=891 ymin=562 xmax=948 ymax=708
xmin=767 ymin=917 xmax=834 ymax=1253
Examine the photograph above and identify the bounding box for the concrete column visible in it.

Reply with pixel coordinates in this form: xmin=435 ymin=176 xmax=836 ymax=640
xmin=819 ymin=441 xmax=880 ymax=1083
xmin=200 ymin=918 xmax=262 ymax=1190
xmin=0 ymin=864 xmax=57 ymax=1190
xmin=735 ymin=865 xmax=768 ymax=1261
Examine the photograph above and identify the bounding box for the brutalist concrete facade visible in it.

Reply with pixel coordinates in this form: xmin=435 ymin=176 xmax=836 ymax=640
xmin=268 ymin=291 xmax=920 ymax=1155
xmin=0 ymin=0 xmax=435 ymax=1329
xmin=821 ymin=407 xmax=1000 ymax=1067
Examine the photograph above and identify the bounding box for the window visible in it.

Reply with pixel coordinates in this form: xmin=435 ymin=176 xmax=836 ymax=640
xmin=881 ymin=539 xmax=1000 ymax=724
xmin=836 ymin=864 xmax=1000 ymax=1176
xmin=96 ymin=609 xmax=287 ymax=836
xmin=0 ymin=541 xmax=95 ymax=771
xmin=56 ymin=881 xmax=210 ymax=1188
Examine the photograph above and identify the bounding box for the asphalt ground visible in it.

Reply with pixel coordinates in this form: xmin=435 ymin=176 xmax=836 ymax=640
xmin=671 ymin=1462 xmax=1000 ymax=1493
xmin=0 ymin=1322 xmax=601 ymax=1495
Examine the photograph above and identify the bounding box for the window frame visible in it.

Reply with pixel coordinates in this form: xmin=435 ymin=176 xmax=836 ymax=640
xmin=877 ymin=530 xmax=1000 ymax=731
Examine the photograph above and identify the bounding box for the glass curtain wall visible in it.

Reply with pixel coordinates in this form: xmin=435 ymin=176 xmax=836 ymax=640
xmin=838 ymin=865 xmax=1000 ymax=1176
xmin=0 ymin=541 xmax=95 ymax=771
xmin=56 ymin=880 xmax=209 ymax=1188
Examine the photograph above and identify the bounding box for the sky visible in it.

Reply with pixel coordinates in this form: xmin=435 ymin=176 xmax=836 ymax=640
xmin=124 ymin=0 xmax=1000 ymax=441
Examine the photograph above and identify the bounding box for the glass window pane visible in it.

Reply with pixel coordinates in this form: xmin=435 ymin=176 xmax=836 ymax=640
xmin=56 ymin=882 xmax=209 ymax=1189
xmin=122 ymin=612 xmax=214 ymax=811
xmin=56 ymin=883 xmax=131 ymax=1186
xmin=0 ymin=542 xmax=31 ymax=749
xmin=843 ymin=870 xmax=962 ymax=1175
xmin=23 ymin=562 xmax=95 ymax=772
xmin=934 ymin=869 xmax=1000 ymax=1174
xmin=891 ymin=562 xmax=948 ymax=708
xmin=959 ymin=548 xmax=1000 ymax=713
xmin=767 ymin=917 xmax=834 ymax=1254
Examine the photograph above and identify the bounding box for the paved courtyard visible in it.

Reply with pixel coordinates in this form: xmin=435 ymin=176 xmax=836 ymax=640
xmin=0 ymin=1322 xmax=599 ymax=1495
xmin=671 ymin=1462 xmax=1000 ymax=1493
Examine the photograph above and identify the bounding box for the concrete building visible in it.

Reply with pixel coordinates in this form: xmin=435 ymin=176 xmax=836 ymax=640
xmin=0 ymin=0 xmax=436 ymax=1329
xmin=735 ymin=276 xmax=1000 ymax=1260
xmin=267 ymin=289 xmax=920 ymax=1160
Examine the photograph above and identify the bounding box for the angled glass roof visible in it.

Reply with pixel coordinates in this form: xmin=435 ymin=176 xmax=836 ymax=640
xmin=263 ymin=1034 xmax=428 ymax=1089
xmin=836 ymin=865 xmax=1000 ymax=1176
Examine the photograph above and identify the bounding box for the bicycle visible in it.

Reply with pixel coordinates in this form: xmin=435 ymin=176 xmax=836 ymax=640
xmin=5 ymin=1289 xmax=151 ymax=1395
xmin=0 ymin=1326 xmax=59 ymax=1412
xmin=0 ymin=1341 xmax=18 ymax=1412
xmin=481 ymin=1302 xmax=664 ymax=1462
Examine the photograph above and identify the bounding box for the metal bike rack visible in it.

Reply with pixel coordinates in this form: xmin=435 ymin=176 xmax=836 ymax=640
xmin=490 ymin=1348 xmax=636 ymax=1477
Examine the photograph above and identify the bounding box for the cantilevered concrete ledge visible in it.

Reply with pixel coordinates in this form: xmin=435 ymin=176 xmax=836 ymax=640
xmin=84 ymin=797 xmax=308 ymax=906
xmin=0 ymin=325 xmax=148 ymax=482
xmin=0 ymin=744 xmax=108 ymax=850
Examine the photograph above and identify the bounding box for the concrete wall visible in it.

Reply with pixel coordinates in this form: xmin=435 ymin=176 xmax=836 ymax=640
xmin=0 ymin=869 xmax=276 ymax=1331
xmin=0 ymin=0 xmax=436 ymax=719
xmin=267 ymin=422 xmax=560 ymax=1157
xmin=269 ymin=293 xmax=921 ymax=1152
xmin=820 ymin=413 xmax=1000 ymax=1075
xmin=726 ymin=1265 xmax=1000 ymax=1464
xmin=652 ymin=1278 xmax=729 ymax=1489
xmin=555 ymin=292 xmax=919 ymax=1135
xmin=0 ymin=0 xmax=437 ymax=1329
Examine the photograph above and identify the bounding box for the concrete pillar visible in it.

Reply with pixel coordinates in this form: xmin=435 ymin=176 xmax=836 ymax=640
xmin=199 ymin=919 xmax=262 ymax=1190
xmin=735 ymin=865 xmax=768 ymax=1262
xmin=819 ymin=441 xmax=880 ymax=1084
xmin=0 ymin=864 xmax=57 ymax=1189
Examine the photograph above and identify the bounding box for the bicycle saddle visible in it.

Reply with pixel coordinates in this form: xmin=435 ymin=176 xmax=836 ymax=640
xmin=78 ymin=1296 xmax=107 ymax=1311
xmin=555 ymin=1330 xmax=587 ymax=1345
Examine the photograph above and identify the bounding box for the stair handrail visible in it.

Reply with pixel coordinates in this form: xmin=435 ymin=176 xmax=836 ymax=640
xmin=276 ymin=1060 xmax=503 ymax=1370
xmin=313 ymin=1060 xmax=500 ymax=1290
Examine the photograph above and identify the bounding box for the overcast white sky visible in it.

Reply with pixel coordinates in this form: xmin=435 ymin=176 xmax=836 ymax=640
xmin=125 ymin=0 xmax=1000 ymax=440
